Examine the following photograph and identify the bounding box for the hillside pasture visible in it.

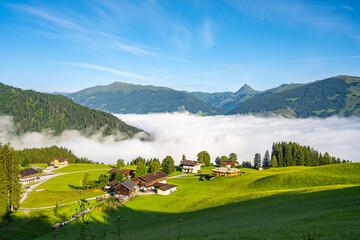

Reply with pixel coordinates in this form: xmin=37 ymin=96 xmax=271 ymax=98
xmin=52 ymin=164 xmax=114 ymax=173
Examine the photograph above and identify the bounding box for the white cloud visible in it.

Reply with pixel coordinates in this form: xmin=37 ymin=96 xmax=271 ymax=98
xmin=56 ymin=62 xmax=153 ymax=81
xmin=1 ymin=113 xmax=359 ymax=165
xmin=201 ymin=19 xmax=215 ymax=49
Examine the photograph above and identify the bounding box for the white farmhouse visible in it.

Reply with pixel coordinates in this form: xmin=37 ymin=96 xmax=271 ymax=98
xmin=180 ymin=160 xmax=201 ymax=173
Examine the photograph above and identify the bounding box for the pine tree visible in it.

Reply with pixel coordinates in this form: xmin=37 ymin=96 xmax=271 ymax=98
xmin=254 ymin=153 xmax=261 ymax=168
xmin=263 ymin=150 xmax=270 ymax=167
xmin=271 ymin=155 xmax=278 ymax=168
xmin=0 ymin=146 xmax=8 ymax=218
xmin=181 ymin=154 xmax=186 ymax=163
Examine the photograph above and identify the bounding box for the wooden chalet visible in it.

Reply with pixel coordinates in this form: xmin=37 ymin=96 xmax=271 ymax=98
xmin=19 ymin=168 xmax=39 ymax=184
xmin=212 ymin=167 xmax=242 ymax=176
xmin=134 ymin=170 xmax=168 ymax=191
xmin=107 ymin=168 xmax=132 ymax=178
xmin=114 ymin=179 xmax=138 ymax=198
xmin=180 ymin=160 xmax=201 ymax=173
xmin=50 ymin=158 xmax=69 ymax=168
xmin=104 ymin=181 xmax=120 ymax=191
xmin=154 ymin=182 xmax=177 ymax=195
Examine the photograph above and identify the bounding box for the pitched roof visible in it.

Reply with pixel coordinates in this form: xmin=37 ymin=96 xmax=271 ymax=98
xmin=106 ymin=181 xmax=120 ymax=188
xmin=107 ymin=168 xmax=131 ymax=175
xmin=30 ymin=166 xmax=42 ymax=170
xmin=180 ymin=160 xmax=200 ymax=167
xmin=220 ymin=161 xmax=237 ymax=165
xmin=138 ymin=170 xmax=168 ymax=183
xmin=156 ymin=183 xmax=177 ymax=191
xmin=52 ymin=158 xmax=68 ymax=162
xmin=20 ymin=168 xmax=38 ymax=177
xmin=120 ymin=179 xmax=137 ymax=190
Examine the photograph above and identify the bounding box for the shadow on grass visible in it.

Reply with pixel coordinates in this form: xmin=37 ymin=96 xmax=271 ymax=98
xmin=68 ymin=185 xmax=83 ymax=190
xmin=15 ymin=185 xmax=360 ymax=240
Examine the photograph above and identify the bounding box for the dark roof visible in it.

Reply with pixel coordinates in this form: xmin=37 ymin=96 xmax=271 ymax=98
xmin=20 ymin=168 xmax=38 ymax=177
xmin=106 ymin=181 xmax=120 ymax=188
xmin=158 ymin=183 xmax=177 ymax=191
xmin=120 ymin=179 xmax=137 ymax=190
xmin=52 ymin=158 xmax=68 ymax=162
xmin=138 ymin=171 xmax=168 ymax=183
xmin=30 ymin=166 xmax=42 ymax=170
xmin=180 ymin=160 xmax=200 ymax=166
xmin=107 ymin=168 xmax=131 ymax=175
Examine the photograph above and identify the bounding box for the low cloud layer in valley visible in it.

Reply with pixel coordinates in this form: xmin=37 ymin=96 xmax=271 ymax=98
xmin=1 ymin=113 xmax=360 ymax=164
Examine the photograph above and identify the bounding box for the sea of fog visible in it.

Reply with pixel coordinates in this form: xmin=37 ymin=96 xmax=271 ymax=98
xmin=1 ymin=113 xmax=360 ymax=164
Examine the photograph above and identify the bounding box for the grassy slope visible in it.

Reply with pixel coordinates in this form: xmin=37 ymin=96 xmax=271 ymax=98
xmin=52 ymin=164 xmax=114 ymax=173
xmin=18 ymin=163 xmax=358 ymax=240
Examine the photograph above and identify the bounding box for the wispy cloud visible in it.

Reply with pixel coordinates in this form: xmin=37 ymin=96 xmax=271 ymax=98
xmin=6 ymin=3 xmax=155 ymax=56
xmin=56 ymin=62 xmax=153 ymax=81
xmin=200 ymin=18 xmax=215 ymax=49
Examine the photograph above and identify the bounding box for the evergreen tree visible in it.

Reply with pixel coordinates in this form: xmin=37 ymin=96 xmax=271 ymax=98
xmin=162 ymin=156 xmax=176 ymax=174
xmin=271 ymin=155 xmax=278 ymax=168
xmin=263 ymin=150 xmax=270 ymax=167
xmin=215 ymin=157 xmax=221 ymax=166
xmin=254 ymin=153 xmax=261 ymax=168
xmin=0 ymin=151 xmax=7 ymax=218
xmin=197 ymin=151 xmax=211 ymax=167
xmin=181 ymin=154 xmax=186 ymax=162
xmin=22 ymin=157 xmax=30 ymax=167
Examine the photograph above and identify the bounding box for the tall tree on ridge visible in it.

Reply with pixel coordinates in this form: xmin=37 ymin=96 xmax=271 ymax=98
xmin=263 ymin=150 xmax=270 ymax=168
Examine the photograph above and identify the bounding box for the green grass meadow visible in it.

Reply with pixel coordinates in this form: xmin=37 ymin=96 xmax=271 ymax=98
xmin=2 ymin=163 xmax=359 ymax=239
xmin=51 ymin=164 xmax=114 ymax=173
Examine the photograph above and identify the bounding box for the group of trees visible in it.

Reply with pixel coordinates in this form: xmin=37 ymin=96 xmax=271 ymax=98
xmin=129 ymin=156 xmax=175 ymax=177
xmin=215 ymin=153 xmax=239 ymax=167
xmin=17 ymin=145 xmax=96 ymax=165
xmin=82 ymin=173 xmax=109 ymax=190
xmin=253 ymin=142 xmax=349 ymax=168
xmin=0 ymin=143 xmax=21 ymax=219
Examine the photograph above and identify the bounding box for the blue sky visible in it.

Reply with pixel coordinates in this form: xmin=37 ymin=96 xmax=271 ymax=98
xmin=1 ymin=0 xmax=360 ymax=93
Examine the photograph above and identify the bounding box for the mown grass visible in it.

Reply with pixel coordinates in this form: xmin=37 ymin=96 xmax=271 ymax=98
xmin=52 ymin=164 xmax=114 ymax=173
xmin=7 ymin=163 xmax=360 ymax=239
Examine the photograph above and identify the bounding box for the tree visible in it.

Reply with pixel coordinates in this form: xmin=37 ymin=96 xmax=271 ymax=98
xmin=22 ymin=157 xmax=30 ymax=167
xmin=254 ymin=153 xmax=261 ymax=168
xmin=229 ymin=153 xmax=238 ymax=162
xmin=263 ymin=150 xmax=270 ymax=168
xmin=162 ymin=156 xmax=176 ymax=174
xmin=117 ymin=159 xmax=125 ymax=169
xmin=98 ymin=174 xmax=108 ymax=185
xmin=149 ymin=159 xmax=160 ymax=173
xmin=271 ymin=155 xmax=278 ymax=168
xmin=181 ymin=154 xmax=186 ymax=162
xmin=115 ymin=170 xmax=124 ymax=182
xmin=215 ymin=157 xmax=221 ymax=166
xmin=242 ymin=161 xmax=252 ymax=168
xmin=197 ymin=151 xmax=211 ymax=167
xmin=83 ymin=173 xmax=90 ymax=190
xmin=135 ymin=162 xmax=147 ymax=178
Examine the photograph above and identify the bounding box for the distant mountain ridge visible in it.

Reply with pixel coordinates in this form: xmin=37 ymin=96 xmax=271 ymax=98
xmin=66 ymin=81 xmax=221 ymax=115
xmin=0 ymin=82 xmax=145 ymax=139
xmin=61 ymin=75 xmax=360 ymax=118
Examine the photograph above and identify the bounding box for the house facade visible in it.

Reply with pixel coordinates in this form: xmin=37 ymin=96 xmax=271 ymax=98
xmin=154 ymin=182 xmax=177 ymax=195
xmin=114 ymin=179 xmax=138 ymax=198
xmin=19 ymin=168 xmax=39 ymax=184
xmin=180 ymin=160 xmax=201 ymax=173
xmin=50 ymin=158 xmax=69 ymax=168
xmin=212 ymin=167 xmax=242 ymax=176
xmin=134 ymin=170 xmax=168 ymax=191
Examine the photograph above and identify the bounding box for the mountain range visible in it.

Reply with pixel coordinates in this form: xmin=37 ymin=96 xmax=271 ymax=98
xmin=63 ymin=75 xmax=360 ymax=118
xmin=0 ymin=82 xmax=145 ymax=139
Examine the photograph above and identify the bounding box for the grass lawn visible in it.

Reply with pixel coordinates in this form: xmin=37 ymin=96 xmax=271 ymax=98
xmin=52 ymin=164 xmax=114 ymax=173
xmin=7 ymin=163 xmax=360 ymax=240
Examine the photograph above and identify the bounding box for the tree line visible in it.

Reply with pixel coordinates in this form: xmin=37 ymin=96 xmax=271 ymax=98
xmin=0 ymin=143 xmax=21 ymax=219
xmin=253 ymin=141 xmax=349 ymax=168
xmin=16 ymin=145 xmax=96 ymax=166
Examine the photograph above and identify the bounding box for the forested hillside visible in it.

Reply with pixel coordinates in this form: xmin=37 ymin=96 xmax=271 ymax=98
xmin=0 ymin=82 xmax=145 ymax=138
xmin=16 ymin=145 xmax=94 ymax=165
xmin=229 ymin=76 xmax=360 ymax=117
xmin=66 ymin=81 xmax=221 ymax=115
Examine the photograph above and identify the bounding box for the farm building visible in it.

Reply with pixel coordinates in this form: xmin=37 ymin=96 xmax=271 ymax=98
xmin=114 ymin=179 xmax=138 ymax=198
xmin=107 ymin=168 xmax=132 ymax=178
xmin=220 ymin=161 xmax=238 ymax=168
xmin=50 ymin=158 xmax=69 ymax=168
xmin=19 ymin=168 xmax=39 ymax=184
xmin=212 ymin=167 xmax=242 ymax=176
xmin=30 ymin=166 xmax=43 ymax=173
xmin=104 ymin=181 xmax=120 ymax=191
xmin=134 ymin=170 xmax=168 ymax=191
xmin=180 ymin=160 xmax=201 ymax=173
xmin=154 ymin=182 xmax=177 ymax=195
